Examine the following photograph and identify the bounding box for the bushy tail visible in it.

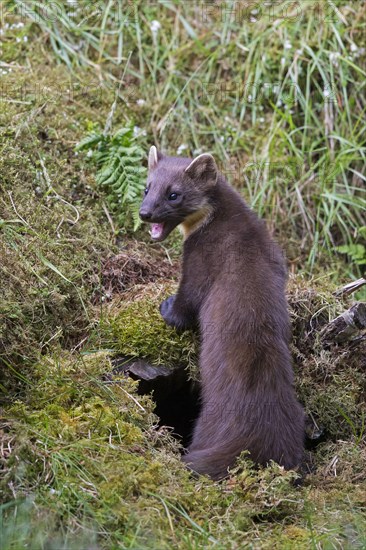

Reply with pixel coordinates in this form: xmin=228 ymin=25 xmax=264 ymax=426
xmin=183 ymin=391 xmax=305 ymax=480
xmin=182 ymin=444 xmax=244 ymax=480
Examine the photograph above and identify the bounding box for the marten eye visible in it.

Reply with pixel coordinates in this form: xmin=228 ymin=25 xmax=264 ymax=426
xmin=144 ymin=187 xmax=149 ymax=195
xmin=168 ymin=192 xmax=178 ymax=201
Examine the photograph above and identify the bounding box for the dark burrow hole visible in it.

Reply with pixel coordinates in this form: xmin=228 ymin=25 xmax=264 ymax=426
xmin=110 ymin=357 xmax=326 ymax=466
xmin=111 ymin=357 xmax=201 ymax=448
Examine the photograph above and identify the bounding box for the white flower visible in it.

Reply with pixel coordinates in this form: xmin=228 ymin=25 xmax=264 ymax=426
xmin=133 ymin=126 xmax=146 ymax=137
xmin=150 ymin=20 xmax=161 ymax=34
xmin=177 ymin=144 xmax=188 ymax=155
xmin=323 ymin=88 xmax=331 ymax=98
xmin=281 ymin=57 xmax=286 ymax=66
xmin=284 ymin=40 xmax=292 ymax=49
xmin=136 ymin=99 xmax=146 ymax=106
xmin=87 ymin=150 xmax=93 ymax=158
xmin=250 ymin=17 xmax=257 ymax=22
xmin=329 ymin=52 xmax=340 ymax=66
xmin=23 ymin=36 xmax=28 ymax=42
xmin=350 ymin=42 xmax=358 ymax=52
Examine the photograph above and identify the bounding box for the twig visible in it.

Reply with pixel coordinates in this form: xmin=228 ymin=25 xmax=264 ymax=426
xmin=103 ymin=50 xmax=133 ymax=137
xmin=120 ymin=387 xmax=146 ymax=412
xmin=71 ymin=335 xmax=89 ymax=353
xmin=15 ymin=102 xmax=48 ymax=139
xmin=39 ymin=156 xmax=80 ymax=225
xmin=8 ymin=192 xmax=31 ymax=227
xmin=0 ymin=62 xmax=27 ymax=69
xmin=321 ymin=302 xmax=366 ymax=344
xmin=333 ymin=278 xmax=366 ymax=297
xmin=102 ymin=201 xmax=116 ymax=234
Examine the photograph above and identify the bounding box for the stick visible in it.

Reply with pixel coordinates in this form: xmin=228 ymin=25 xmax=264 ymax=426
xmin=333 ymin=278 xmax=366 ymax=297
xmin=321 ymin=302 xmax=366 ymax=344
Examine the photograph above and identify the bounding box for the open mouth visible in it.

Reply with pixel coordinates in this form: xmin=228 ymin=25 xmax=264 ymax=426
xmin=149 ymin=222 xmax=166 ymax=241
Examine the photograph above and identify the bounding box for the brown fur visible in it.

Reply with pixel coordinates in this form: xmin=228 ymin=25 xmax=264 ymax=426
xmin=140 ymin=150 xmax=305 ymax=480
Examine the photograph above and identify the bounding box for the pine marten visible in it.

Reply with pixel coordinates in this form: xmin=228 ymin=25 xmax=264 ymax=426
xmin=139 ymin=146 xmax=304 ymax=480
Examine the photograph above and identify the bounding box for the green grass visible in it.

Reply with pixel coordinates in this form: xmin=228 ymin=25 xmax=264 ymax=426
xmin=7 ymin=0 xmax=365 ymax=269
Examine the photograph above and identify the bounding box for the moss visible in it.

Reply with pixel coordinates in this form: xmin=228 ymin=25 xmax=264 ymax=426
xmin=2 ymin=344 xmax=366 ymax=549
xmin=287 ymin=275 xmax=366 ymax=441
xmin=313 ymin=440 xmax=366 ymax=482
xmin=297 ymin=351 xmax=365 ymax=440
xmin=102 ymin=284 xmax=199 ymax=371
xmin=0 ymin=60 xmax=117 ymax=382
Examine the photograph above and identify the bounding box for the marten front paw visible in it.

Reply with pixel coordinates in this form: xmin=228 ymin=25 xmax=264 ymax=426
xmin=160 ymin=295 xmax=196 ymax=331
xmin=159 ymin=295 xmax=178 ymax=328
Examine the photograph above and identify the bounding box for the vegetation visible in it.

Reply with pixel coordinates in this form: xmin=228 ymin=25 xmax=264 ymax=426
xmin=1 ymin=1 xmax=365 ymax=549
xmin=102 ymin=283 xmax=199 ymax=369
xmin=76 ymin=123 xmax=147 ymax=230
xmin=6 ymin=0 xmax=366 ymax=268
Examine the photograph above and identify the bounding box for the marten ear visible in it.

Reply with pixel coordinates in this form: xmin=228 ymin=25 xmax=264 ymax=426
xmin=148 ymin=146 xmax=160 ymax=171
xmin=185 ymin=154 xmax=218 ymax=188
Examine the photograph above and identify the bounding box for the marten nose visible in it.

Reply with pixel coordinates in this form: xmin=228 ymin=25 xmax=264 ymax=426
xmin=139 ymin=209 xmax=152 ymax=221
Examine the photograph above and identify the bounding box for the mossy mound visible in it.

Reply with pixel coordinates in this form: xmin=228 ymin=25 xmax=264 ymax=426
xmin=0 ymin=350 xmax=298 ymax=548
xmin=0 ymin=61 xmax=117 ymax=382
xmin=102 ymin=277 xmax=366 ymax=447
xmin=101 ymin=283 xmax=199 ymax=372
xmin=287 ymin=275 xmax=366 ymax=443
xmin=2 ymin=255 xmax=365 ymax=547
xmin=2 ymin=347 xmax=365 ymax=549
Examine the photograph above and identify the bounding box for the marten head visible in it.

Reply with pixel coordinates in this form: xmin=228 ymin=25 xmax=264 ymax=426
xmin=139 ymin=146 xmax=218 ymax=242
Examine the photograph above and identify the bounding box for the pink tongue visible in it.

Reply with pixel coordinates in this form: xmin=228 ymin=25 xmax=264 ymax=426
xmin=151 ymin=223 xmax=164 ymax=239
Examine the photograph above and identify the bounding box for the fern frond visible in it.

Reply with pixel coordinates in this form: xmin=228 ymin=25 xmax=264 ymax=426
xmin=76 ymin=132 xmax=105 ymax=151
xmin=76 ymin=124 xmax=147 ymax=231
